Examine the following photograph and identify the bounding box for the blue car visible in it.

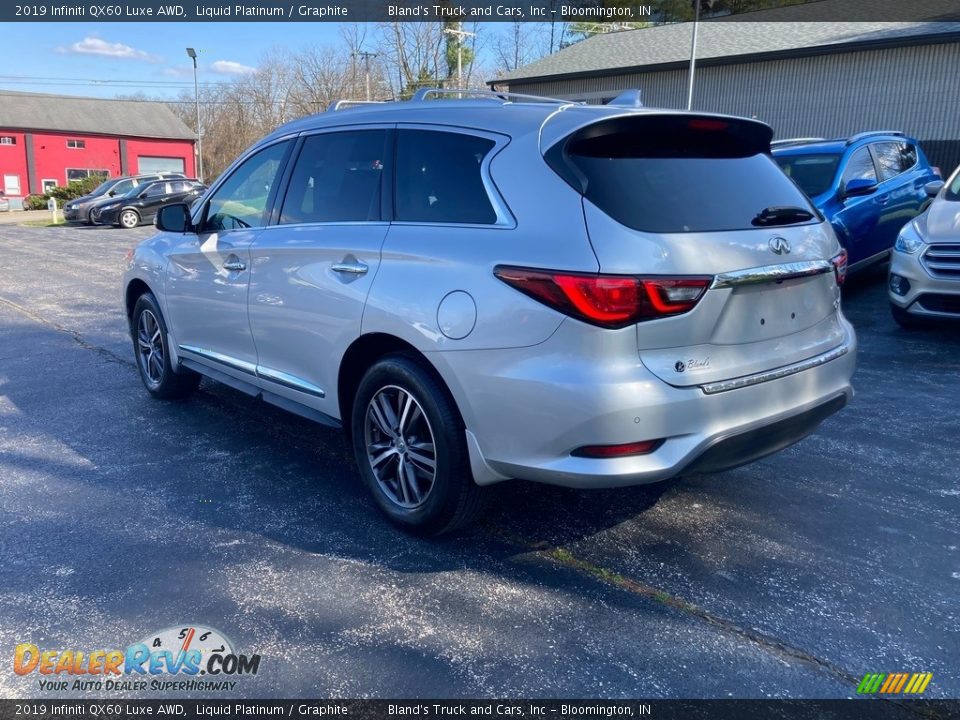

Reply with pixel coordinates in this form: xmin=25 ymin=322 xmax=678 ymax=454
xmin=772 ymin=132 xmax=939 ymax=272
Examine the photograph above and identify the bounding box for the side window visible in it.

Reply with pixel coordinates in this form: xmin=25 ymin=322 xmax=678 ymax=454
xmin=395 ymin=130 xmax=497 ymax=224
xmin=279 ymin=130 xmax=386 ymax=224
xmin=873 ymin=143 xmax=903 ymax=182
xmin=203 ymin=141 xmax=290 ymax=232
xmin=841 ymin=147 xmax=877 ymax=186
xmin=111 ymin=179 xmax=134 ymax=195
xmin=898 ymin=142 xmax=918 ymax=172
xmin=142 ymin=183 xmax=167 ymax=198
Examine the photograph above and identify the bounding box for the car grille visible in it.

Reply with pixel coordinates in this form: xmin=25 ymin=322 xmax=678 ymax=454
xmin=916 ymin=293 xmax=960 ymax=316
xmin=921 ymin=243 xmax=960 ymax=279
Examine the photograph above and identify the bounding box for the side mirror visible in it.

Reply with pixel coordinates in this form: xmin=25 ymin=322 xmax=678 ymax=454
xmin=156 ymin=203 xmax=192 ymax=233
xmin=924 ymin=180 xmax=945 ymax=198
xmin=841 ymin=178 xmax=878 ymax=198
xmin=108 ymin=190 xmax=116 ymax=197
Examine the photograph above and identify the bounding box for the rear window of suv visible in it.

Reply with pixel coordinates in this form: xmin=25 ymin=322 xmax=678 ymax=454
xmin=547 ymin=114 xmax=818 ymax=234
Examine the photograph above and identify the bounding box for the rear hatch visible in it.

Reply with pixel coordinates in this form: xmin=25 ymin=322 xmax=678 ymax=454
xmin=545 ymin=112 xmax=847 ymax=388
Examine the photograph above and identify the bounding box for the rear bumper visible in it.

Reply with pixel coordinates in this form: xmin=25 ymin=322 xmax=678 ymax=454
xmin=429 ymin=316 xmax=857 ymax=489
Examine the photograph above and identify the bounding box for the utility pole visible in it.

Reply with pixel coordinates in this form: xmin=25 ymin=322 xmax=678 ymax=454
xmin=185 ymin=47 xmax=203 ymax=183
xmin=443 ymin=27 xmax=476 ymax=90
xmin=352 ymin=50 xmax=377 ymax=101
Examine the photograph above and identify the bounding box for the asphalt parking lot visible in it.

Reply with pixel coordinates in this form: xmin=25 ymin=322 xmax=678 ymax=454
xmin=0 ymin=223 xmax=957 ymax=700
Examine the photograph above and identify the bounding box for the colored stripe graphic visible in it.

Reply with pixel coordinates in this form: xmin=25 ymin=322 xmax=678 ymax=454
xmin=857 ymin=674 xmax=885 ymax=694
xmin=857 ymin=672 xmax=932 ymax=694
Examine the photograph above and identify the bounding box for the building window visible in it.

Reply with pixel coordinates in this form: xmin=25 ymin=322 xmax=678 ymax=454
xmin=0 ymin=136 xmax=15 ymax=145
xmin=41 ymin=179 xmax=57 ymax=193
xmin=66 ymin=168 xmax=109 ymax=183
xmin=66 ymin=139 xmax=86 ymax=149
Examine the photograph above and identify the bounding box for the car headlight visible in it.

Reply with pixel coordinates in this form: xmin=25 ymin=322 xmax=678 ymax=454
xmin=894 ymin=220 xmax=925 ymax=254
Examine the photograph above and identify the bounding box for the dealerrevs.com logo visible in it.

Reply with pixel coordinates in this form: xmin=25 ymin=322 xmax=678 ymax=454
xmin=13 ymin=625 xmax=261 ymax=692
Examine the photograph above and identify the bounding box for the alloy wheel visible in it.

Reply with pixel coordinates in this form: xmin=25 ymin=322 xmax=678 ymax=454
xmin=364 ymin=385 xmax=437 ymax=509
xmin=137 ymin=309 xmax=164 ymax=386
xmin=121 ymin=211 xmax=138 ymax=228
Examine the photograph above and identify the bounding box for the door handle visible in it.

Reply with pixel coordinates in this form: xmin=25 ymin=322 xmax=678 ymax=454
xmin=331 ymin=259 xmax=369 ymax=275
xmin=223 ymin=256 xmax=246 ymax=272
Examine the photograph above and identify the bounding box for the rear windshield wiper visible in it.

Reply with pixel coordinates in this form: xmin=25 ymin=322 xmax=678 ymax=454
xmin=751 ymin=206 xmax=815 ymax=227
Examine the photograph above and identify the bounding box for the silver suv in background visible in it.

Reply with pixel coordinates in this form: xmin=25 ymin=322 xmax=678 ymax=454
xmin=889 ymin=166 xmax=960 ymax=326
xmin=123 ymin=90 xmax=856 ymax=534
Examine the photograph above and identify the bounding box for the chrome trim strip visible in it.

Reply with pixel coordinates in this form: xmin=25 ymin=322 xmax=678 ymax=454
xmin=256 ymin=365 xmax=326 ymax=398
xmin=178 ymin=345 xmax=327 ymax=398
xmin=178 ymin=345 xmax=258 ymax=375
xmin=711 ymin=260 xmax=833 ymax=289
xmin=700 ymin=345 xmax=849 ymax=395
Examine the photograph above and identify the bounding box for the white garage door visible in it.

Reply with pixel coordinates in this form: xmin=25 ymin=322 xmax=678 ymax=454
xmin=137 ymin=156 xmax=185 ymax=174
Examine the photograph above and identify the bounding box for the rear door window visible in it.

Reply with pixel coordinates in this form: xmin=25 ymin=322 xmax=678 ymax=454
xmin=395 ymin=130 xmax=497 ymax=225
xmin=873 ymin=143 xmax=905 ymax=182
xmin=547 ymin=115 xmax=815 ymax=233
xmin=279 ymin=130 xmax=387 ymax=224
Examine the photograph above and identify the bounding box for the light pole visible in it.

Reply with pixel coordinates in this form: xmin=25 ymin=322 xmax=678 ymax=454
xmin=186 ymin=47 xmax=203 ymax=183
xmin=686 ymin=1 xmax=700 ymax=111
xmin=442 ymin=27 xmax=476 ymax=90
xmin=686 ymin=0 xmax=715 ymax=111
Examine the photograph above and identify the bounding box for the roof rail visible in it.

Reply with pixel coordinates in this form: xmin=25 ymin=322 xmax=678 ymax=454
xmin=410 ymin=88 xmax=575 ymax=105
xmin=770 ymin=137 xmax=827 ymax=147
xmin=845 ymin=130 xmax=905 ymax=145
xmin=326 ymin=99 xmax=389 ymax=112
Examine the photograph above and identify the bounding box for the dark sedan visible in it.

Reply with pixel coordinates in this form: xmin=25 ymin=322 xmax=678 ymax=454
xmin=91 ymin=179 xmax=205 ymax=228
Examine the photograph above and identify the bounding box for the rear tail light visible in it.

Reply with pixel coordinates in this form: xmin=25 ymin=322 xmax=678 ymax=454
xmin=494 ymin=266 xmax=711 ymax=329
xmin=572 ymin=439 xmax=664 ymax=458
xmin=831 ymin=249 xmax=848 ymax=286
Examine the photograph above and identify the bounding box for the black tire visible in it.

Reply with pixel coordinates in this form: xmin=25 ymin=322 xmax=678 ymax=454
xmin=890 ymin=303 xmax=922 ymax=329
xmin=131 ymin=292 xmax=200 ymax=399
xmin=351 ymin=354 xmax=487 ymax=535
xmin=119 ymin=208 xmax=140 ymax=229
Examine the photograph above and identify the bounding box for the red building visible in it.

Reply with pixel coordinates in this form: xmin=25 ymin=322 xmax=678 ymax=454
xmin=0 ymin=90 xmax=196 ymax=203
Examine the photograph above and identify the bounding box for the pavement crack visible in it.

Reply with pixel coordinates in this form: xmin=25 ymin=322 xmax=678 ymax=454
xmin=489 ymin=526 xmax=867 ymax=690
xmin=0 ymin=294 xmax=134 ymax=368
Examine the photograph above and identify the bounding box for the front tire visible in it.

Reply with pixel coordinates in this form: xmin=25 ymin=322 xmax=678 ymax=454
xmin=131 ymin=292 xmax=200 ymax=399
xmin=119 ymin=209 xmax=140 ymax=229
xmin=891 ymin=303 xmax=922 ymax=329
xmin=351 ymin=354 xmax=487 ymax=535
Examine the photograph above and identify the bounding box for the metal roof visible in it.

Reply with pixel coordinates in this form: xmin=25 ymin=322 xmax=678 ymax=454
xmin=0 ymin=90 xmax=196 ymax=140
xmin=493 ymin=21 xmax=960 ymax=85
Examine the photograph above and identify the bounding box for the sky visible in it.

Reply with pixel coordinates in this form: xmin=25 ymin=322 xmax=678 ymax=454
xmin=1 ymin=22 xmax=503 ymax=100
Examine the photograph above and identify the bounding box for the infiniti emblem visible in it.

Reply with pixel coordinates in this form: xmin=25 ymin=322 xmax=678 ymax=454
xmin=674 ymin=361 xmax=686 ymax=373
xmin=769 ymin=236 xmax=791 ymax=255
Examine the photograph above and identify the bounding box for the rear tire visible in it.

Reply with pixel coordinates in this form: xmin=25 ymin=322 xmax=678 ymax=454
xmin=351 ymin=354 xmax=487 ymax=535
xmin=131 ymin=292 xmax=200 ymax=399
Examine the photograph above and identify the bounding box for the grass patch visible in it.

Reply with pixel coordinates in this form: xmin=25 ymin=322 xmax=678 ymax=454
xmin=20 ymin=219 xmax=66 ymax=227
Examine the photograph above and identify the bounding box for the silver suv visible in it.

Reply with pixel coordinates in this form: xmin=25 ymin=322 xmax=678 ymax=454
xmin=123 ymin=91 xmax=857 ymax=534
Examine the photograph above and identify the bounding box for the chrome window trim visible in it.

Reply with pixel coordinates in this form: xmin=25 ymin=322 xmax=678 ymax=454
xmin=711 ymin=260 xmax=833 ymax=289
xmin=700 ymin=345 xmax=849 ymax=395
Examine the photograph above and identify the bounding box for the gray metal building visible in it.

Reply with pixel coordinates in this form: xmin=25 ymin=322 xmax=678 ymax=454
xmin=490 ymin=21 xmax=960 ymax=173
